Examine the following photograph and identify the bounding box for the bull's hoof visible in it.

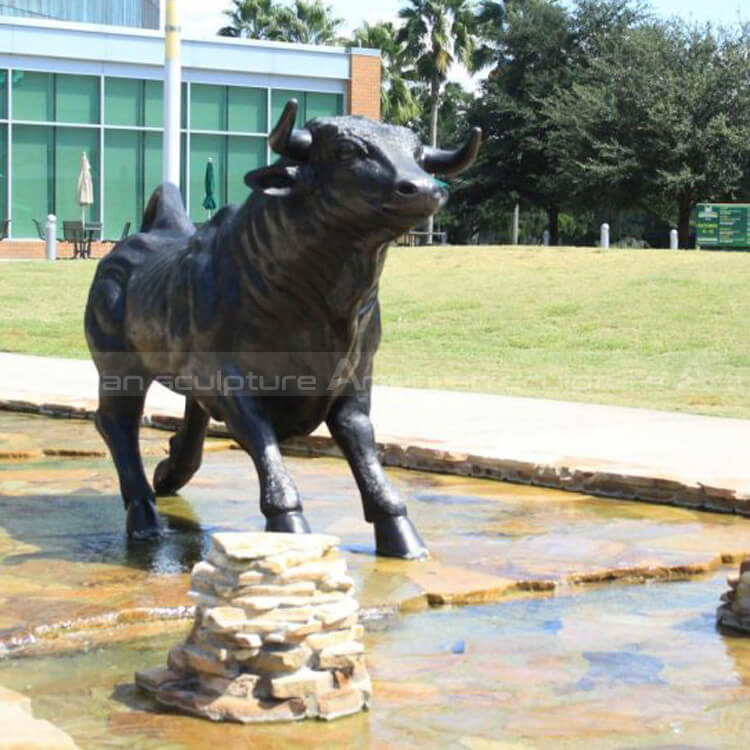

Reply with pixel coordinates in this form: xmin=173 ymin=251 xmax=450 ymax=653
xmin=374 ymin=516 xmax=428 ymax=559
xmin=126 ymin=498 xmax=163 ymax=540
xmin=153 ymin=458 xmax=188 ymax=496
xmin=265 ymin=511 xmax=312 ymax=534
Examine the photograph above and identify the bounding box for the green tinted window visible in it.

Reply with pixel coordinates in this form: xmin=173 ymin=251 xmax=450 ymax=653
xmin=105 ymin=78 xmax=142 ymax=127
xmin=0 ymin=71 xmax=7 ymax=120
xmin=104 ymin=130 xmax=142 ymax=239
xmin=144 ymin=80 xmax=163 ymax=128
xmin=228 ymin=136 xmax=265 ymax=204
xmin=272 ymin=90 xmax=305 ymax=129
xmin=12 ymin=125 xmax=54 ymax=237
xmin=305 ymin=92 xmax=342 ymax=120
xmin=191 ymin=84 xmax=226 ymax=131
xmin=55 ymin=127 xmax=99 ymax=224
xmin=56 ymin=74 xmax=99 ymax=124
xmin=13 ymin=71 xmax=54 ymax=122
xmin=144 ymin=131 xmax=163 ymax=204
xmin=189 ymin=133 xmax=225 ymax=222
xmin=228 ymin=87 xmax=266 ymax=133
xmin=0 ymin=125 xmax=7 ymax=227
xmin=180 ymin=133 xmax=188 ymax=207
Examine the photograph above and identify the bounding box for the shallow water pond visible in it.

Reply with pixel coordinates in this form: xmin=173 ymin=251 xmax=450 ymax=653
xmin=3 ymin=413 xmax=750 ymax=747
xmin=2 ymin=576 xmax=750 ymax=748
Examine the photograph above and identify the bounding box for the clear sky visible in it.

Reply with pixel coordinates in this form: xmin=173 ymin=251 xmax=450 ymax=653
xmin=180 ymin=0 xmax=749 ymax=39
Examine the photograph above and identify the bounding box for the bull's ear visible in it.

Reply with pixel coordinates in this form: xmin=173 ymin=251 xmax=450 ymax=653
xmin=244 ymin=164 xmax=301 ymax=196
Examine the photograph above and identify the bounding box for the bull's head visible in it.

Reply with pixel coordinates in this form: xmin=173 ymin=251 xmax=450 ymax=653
xmin=245 ymin=99 xmax=481 ymax=234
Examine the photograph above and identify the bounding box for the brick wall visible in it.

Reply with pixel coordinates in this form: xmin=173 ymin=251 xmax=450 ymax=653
xmin=0 ymin=241 xmax=113 ymax=260
xmin=349 ymin=53 xmax=381 ymax=121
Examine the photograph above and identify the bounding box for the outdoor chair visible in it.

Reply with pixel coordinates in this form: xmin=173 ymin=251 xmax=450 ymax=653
xmin=33 ymin=219 xmax=46 ymax=240
xmin=0 ymin=219 xmax=10 ymax=240
xmin=120 ymin=221 xmax=131 ymax=241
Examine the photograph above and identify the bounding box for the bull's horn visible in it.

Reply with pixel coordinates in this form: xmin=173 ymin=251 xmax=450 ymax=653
xmin=421 ymin=127 xmax=482 ymax=176
xmin=268 ymin=99 xmax=312 ymax=161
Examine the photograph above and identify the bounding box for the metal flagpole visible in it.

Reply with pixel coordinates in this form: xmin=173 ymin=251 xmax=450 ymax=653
xmin=163 ymin=0 xmax=181 ymax=186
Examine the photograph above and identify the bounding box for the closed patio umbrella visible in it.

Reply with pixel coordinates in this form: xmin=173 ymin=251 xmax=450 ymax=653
xmin=76 ymin=151 xmax=94 ymax=228
xmin=202 ymin=157 xmax=217 ymax=219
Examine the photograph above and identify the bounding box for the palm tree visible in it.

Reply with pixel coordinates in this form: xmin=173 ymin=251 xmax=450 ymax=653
xmin=350 ymin=21 xmax=420 ymax=126
xmin=218 ymin=0 xmax=285 ymax=40
xmin=276 ymin=0 xmax=344 ymax=45
xmin=397 ymin=0 xmax=478 ymax=240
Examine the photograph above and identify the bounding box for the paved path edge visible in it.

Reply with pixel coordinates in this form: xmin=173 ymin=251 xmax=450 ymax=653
xmin=3 ymin=397 xmax=749 ymax=520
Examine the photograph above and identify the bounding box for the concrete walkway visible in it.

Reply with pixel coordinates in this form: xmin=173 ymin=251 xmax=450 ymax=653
xmin=2 ymin=352 xmax=750 ymax=512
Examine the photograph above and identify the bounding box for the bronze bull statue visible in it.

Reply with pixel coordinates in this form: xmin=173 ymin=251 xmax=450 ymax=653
xmin=85 ymin=99 xmax=480 ymax=558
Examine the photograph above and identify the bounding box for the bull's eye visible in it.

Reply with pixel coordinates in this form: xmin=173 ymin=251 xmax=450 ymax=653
xmin=336 ymin=142 xmax=360 ymax=161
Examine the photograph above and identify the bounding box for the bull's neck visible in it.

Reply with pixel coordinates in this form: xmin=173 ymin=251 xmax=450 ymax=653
xmin=228 ymin=191 xmax=392 ymax=321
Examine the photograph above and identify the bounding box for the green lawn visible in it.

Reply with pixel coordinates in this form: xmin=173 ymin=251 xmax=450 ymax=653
xmin=2 ymin=246 xmax=750 ymax=418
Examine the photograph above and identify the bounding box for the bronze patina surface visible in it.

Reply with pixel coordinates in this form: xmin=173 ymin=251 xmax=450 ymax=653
xmin=84 ymin=100 xmax=480 ymax=557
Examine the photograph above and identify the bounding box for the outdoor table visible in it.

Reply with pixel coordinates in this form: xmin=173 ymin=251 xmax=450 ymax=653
xmin=63 ymin=221 xmax=101 ymax=259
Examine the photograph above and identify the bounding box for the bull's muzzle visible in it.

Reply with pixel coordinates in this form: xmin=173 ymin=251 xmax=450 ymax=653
xmin=387 ymin=176 xmax=447 ymax=217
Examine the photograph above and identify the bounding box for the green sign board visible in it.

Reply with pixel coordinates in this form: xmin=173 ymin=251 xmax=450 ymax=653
xmin=695 ymin=203 xmax=750 ymax=248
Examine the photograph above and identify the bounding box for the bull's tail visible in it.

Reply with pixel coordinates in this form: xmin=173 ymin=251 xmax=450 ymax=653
xmin=141 ymin=182 xmax=195 ymax=236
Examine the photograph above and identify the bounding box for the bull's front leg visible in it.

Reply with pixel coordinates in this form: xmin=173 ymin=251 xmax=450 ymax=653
xmin=211 ymin=391 xmax=311 ymax=533
xmin=327 ymin=393 xmax=427 ymax=559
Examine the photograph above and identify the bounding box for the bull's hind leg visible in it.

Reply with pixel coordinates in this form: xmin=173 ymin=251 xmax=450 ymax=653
xmin=327 ymin=394 xmax=427 ymax=559
xmin=153 ymin=398 xmax=210 ymax=495
xmin=95 ymin=382 xmax=161 ymax=539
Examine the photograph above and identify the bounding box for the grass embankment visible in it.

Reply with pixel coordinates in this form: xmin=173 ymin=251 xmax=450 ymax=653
xmin=1 ymin=247 xmax=749 ymax=418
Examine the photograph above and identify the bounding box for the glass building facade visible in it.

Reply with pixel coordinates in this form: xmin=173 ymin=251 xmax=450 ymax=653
xmin=0 ymin=1 xmax=160 ymax=29
xmin=0 ymin=69 xmax=343 ymax=238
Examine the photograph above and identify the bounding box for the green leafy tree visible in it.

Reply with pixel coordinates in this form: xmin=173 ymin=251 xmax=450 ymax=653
xmin=465 ymin=0 xmax=648 ymax=244
xmin=218 ymin=0 xmax=286 ymax=39
xmin=571 ymin=0 xmax=649 ymax=55
xmin=276 ymin=0 xmax=344 ymax=45
xmin=546 ymin=19 xmax=750 ymax=247
xmin=218 ymin=0 xmax=343 ymax=45
xmin=350 ymin=21 xmax=420 ymax=125
xmin=397 ymin=0 xmax=478 ymax=148
xmin=467 ymin=0 xmax=577 ymax=244
xmin=417 ymin=82 xmax=477 ymax=241
xmin=412 ymin=80 xmax=475 ymax=154
xmin=397 ymin=0 xmax=479 ymax=240
xmin=472 ymin=0 xmax=505 ymax=70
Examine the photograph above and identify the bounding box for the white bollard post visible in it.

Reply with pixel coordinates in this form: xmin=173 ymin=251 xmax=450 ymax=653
xmin=512 ymin=203 xmax=520 ymax=245
xmin=670 ymin=229 xmax=679 ymax=250
xmin=542 ymin=229 xmax=550 ymax=246
xmin=600 ymin=222 xmax=610 ymax=250
xmin=45 ymin=214 xmax=57 ymax=261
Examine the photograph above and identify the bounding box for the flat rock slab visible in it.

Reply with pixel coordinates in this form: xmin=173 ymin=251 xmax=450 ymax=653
xmin=0 ymin=685 xmax=80 ymax=749
xmin=212 ymin=531 xmax=339 ymax=564
xmin=403 ymin=563 xmax=521 ymax=606
xmin=5 ymin=413 xmax=750 ymax=656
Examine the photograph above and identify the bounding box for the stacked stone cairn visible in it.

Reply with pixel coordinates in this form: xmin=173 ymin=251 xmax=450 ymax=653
xmin=717 ymin=560 xmax=750 ymax=633
xmin=135 ymin=532 xmax=371 ymax=723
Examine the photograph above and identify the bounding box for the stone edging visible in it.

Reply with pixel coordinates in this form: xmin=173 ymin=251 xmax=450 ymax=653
xmin=3 ymin=398 xmax=750 ymax=519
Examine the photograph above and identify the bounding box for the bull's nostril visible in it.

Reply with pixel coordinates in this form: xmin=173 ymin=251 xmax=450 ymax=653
xmin=396 ymin=181 xmax=419 ymax=196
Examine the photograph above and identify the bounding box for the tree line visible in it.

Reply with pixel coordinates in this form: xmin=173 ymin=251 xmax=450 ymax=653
xmin=220 ymin=0 xmax=750 ymax=248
